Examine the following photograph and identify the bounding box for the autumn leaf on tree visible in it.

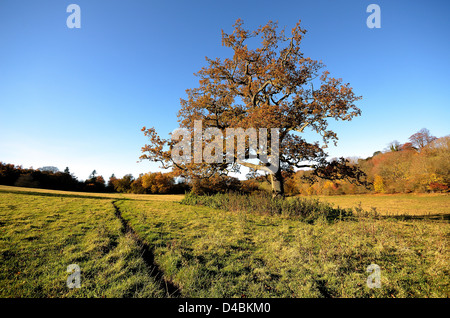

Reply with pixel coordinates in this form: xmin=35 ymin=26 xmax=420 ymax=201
xmin=141 ymin=19 xmax=366 ymax=197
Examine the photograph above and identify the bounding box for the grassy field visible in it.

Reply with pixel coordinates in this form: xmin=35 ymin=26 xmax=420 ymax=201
xmin=304 ymin=194 xmax=449 ymax=216
xmin=0 ymin=189 xmax=167 ymax=297
xmin=0 ymin=185 xmax=184 ymax=201
xmin=117 ymin=200 xmax=449 ymax=297
xmin=0 ymin=185 xmax=449 ymax=297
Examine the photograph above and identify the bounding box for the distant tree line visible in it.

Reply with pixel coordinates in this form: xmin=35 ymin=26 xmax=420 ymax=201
xmin=0 ymin=162 xmax=262 ymax=195
xmin=105 ymin=172 xmax=260 ymax=195
xmin=2 ymin=129 xmax=447 ymax=196
xmin=0 ymin=165 xmax=109 ymax=192
xmin=0 ymin=163 xmax=250 ymax=195
xmin=281 ymin=129 xmax=449 ymax=195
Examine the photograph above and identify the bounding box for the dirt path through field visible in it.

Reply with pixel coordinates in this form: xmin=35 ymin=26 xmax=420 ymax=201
xmin=112 ymin=200 xmax=181 ymax=297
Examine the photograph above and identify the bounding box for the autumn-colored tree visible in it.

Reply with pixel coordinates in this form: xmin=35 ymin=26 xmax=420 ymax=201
xmin=141 ymin=172 xmax=175 ymax=194
xmin=113 ymin=174 xmax=134 ymax=193
xmin=417 ymin=136 xmax=450 ymax=192
xmin=240 ymin=179 xmax=261 ymax=194
xmin=373 ymin=175 xmax=385 ymax=193
xmin=84 ymin=174 xmax=106 ymax=192
xmin=280 ymin=133 xmax=449 ymax=195
xmin=0 ymin=162 xmax=22 ymax=185
xmin=107 ymin=174 xmax=118 ymax=192
xmin=189 ymin=174 xmax=242 ymax=195
xmin=284 ymin=172 xmax=300 ymax=196
xmin=95 ymin=175 xmax=105 ymax=186
xmin=130 ymin=177 xmax=146 ymax=194
xmin=141 ymin=19 xmax=364 ymax=197
xmin=409 ymin=128 xmax=437 ymax=151
xmin=400 ymin=142 xmax=415 ymax=151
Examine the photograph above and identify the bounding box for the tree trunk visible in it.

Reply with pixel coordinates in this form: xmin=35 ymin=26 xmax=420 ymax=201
xmin=270 ymin=168 xmax=285 ymax=198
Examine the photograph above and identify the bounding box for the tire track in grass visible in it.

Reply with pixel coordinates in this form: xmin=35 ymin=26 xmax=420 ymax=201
xmin=112 ymin=200 xmax=181 ymax=297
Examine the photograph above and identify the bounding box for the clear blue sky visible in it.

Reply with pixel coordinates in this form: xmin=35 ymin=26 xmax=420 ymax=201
xmin=1 ymin=0 xmax=449 ymax=181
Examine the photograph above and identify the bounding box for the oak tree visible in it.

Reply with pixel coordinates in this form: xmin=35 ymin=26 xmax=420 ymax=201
xmin=141 ymin=19 xmax=364 ymax=197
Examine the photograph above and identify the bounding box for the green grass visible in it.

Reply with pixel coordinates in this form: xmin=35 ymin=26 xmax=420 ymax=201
xmin=1 ymin=185 xmax=449 ymax=298
xmin=117 ymin=199 xmax=450 ymax=298
xmin=0 ymin=191 xmax=165 ymax=297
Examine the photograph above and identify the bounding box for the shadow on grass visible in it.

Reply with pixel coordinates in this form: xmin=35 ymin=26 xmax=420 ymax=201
xmin=353 ymin=210 xmax=449 ymax=222
xmin=381 ymin=214 xmax=450 ymax=221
